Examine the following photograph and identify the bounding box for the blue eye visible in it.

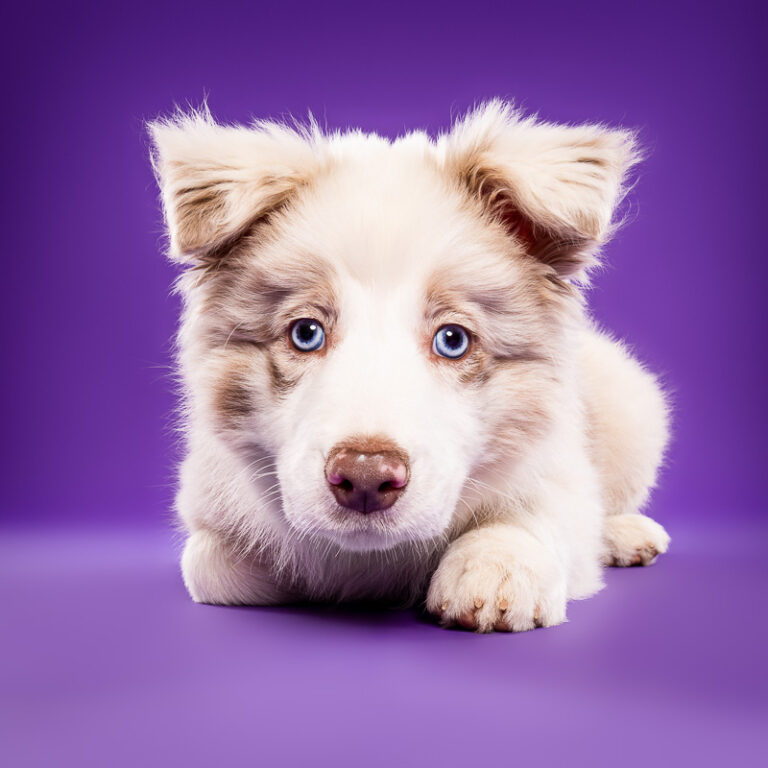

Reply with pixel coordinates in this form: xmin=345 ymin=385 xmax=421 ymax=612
xmin=433 ymin=324 xmax=470 ymax=359
xmin=290 ymin=319 xmax=325 ymax=352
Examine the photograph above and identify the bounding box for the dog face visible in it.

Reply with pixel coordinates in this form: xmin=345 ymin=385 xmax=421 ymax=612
xmin=151 ymin=102 xmax=637 ymax=551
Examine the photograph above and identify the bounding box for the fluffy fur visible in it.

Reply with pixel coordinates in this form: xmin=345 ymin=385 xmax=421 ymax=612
xmin=150 ymin=100 xmax=670 ymax=632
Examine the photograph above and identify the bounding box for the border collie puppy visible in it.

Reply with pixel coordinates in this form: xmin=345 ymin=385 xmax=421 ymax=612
xmin=150 ymin=101 xmax=670 ymax=632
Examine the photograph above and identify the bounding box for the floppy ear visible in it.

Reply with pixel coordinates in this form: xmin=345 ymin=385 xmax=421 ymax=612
xmin=149 ymin=109 xmax=321 ymax=262
xmin=440 ymin=101 xmax=640 ymax=279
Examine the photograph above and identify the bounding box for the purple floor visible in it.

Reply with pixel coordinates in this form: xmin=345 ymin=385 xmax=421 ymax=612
xmin=2 ymin=519 xmax=766 ymax=767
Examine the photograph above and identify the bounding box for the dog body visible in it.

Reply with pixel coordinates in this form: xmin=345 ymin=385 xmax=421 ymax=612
xmin=151 ymin=102 xmax=670 ymax=631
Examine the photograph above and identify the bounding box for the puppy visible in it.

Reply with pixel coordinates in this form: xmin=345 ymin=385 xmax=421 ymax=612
xmin=149 ymin=101 xmax=670 ymax=632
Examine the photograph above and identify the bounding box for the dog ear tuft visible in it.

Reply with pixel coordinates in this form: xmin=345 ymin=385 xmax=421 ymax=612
xmin=440 ymin=100 xmax=641 ymax=279
xmin=148 ymin=107 xmax=322 ymax=262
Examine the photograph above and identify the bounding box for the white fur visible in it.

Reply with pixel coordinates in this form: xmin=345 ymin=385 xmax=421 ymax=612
xmin=150 ymin=101 xmax=670 ymax=631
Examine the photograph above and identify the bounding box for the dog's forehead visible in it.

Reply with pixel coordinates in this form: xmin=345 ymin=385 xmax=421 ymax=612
xmin=288 ymin=138 xmax=495 ymax=285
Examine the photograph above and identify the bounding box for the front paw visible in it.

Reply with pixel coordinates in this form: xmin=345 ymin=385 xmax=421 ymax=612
xmin=426 ymin=527 xmax=567 ymax=633
xmin=182 ymin=530 xmax=291 ymax=605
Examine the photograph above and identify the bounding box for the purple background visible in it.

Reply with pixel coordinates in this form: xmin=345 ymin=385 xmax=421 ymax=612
xmin=1 ymin=1 xmax=766 ymax=766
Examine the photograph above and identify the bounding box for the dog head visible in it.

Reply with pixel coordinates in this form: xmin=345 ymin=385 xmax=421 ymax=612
xmin=151 ymin=102 xmax=638 ymax=551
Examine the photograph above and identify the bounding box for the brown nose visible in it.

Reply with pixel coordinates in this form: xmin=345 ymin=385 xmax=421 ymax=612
xmin=325 ymin=442 xmax=409 ymax=514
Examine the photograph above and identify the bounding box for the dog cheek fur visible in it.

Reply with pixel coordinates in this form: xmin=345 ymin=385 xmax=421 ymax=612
xmin=475 ymin=358 xmax=560 ymax=468
xmin=197 ymin=335 xmax=312 ymax=455
xmin=208 ymin=348 xmax=272 ymax=436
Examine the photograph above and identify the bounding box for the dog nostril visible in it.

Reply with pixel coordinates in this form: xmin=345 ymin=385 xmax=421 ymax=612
xmin=325 ymin=441 xmax=410 ymax=514
xmin=327 ymin=472 xmax=354 ymax=491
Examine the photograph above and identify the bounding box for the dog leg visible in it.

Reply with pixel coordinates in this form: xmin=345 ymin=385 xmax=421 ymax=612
xmin=181 ymin=529 xmax=292 ymax=605
xmin=426 ymin=524 xmax=568 ymax=633
xmin=601 ymin=514 xmax=670 ymax=567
